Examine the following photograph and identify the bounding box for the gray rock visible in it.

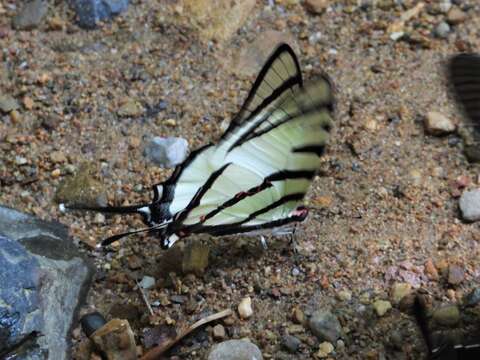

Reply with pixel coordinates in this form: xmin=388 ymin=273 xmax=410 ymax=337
xmin=433 ymin=305 xmax=460 ymax=326
xmin=459 ymin=189 xmax=480 ymax=222
xmin=464 ymin=288 xmax=480 ymax=307
xmin=282 ymin=335 xmax=301 ymax=353
xmin=71 ymin=0 xmax=129 ymax=29
xmin=139 ymin=276 xmax=155 ymax=290
xmin=12 ymin=0 xmax=48 ymax=30
xmin=143 ymin=137 xmax=189 ymax=168
xmin=0 ymin=206 xmax=94 ymax=360
xmin=0 ymin=94 xmax=19 ymax=113
xmin=208 ymin=339 xmax=263 ymax=360
xmin=309 ymin=310 xmax=342 ymax=343
xmin=434 ymin=22 xmax=450 ymax=38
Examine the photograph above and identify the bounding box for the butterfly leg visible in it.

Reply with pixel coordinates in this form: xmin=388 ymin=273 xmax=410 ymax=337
xmin=260 ymin=235 xmax=268 ymax=250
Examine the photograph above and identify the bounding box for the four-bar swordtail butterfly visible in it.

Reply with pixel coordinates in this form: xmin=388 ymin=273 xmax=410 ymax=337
xmin=62 ymin=43 xmax=335 ymax=249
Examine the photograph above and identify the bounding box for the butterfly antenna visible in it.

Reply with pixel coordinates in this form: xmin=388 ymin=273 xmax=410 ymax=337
xmin=99 ymin=221 xmax=171 ymax=248
xmin=59 ymin=202 xmax=150 ymax=215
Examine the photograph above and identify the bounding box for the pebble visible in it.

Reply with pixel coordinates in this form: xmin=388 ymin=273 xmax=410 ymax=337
xmin=238 ymin=297 xmax=253 ymax=319
xmin=72 ymin=0 xmax=130 ymax=29
xmin=391 ymin=283 xmax=411 ymax=304
xmin=293 ymin=308 xmax=305 ymax=324
xmin=373 ymin=300 xmax=392 ymax=317
xmin=433 ymin=305 xmax=460 ymax=326
xmin=139 ymin=276 xmax=155 ymax=290
xmin=207 ymin=339 xmax=263 ymax=360
xmin=447 ymin=8 xmax=466 ymax=24
xmin=50 ymin=151 xmax=67 ymax=163
xmin=12 ymin=0 xmax=48 ymax=30
xmin=212 ymin=324 xmax=226 ymax=340
xmin=117 ymin=99 xmax=143 ymax=117
xmin=93 ymin=213 xmax=106 ymax=224
xmin=282 ymin=335 xmax=301 ymax=353
xmin=143 ymin=137 xmax=189 ymax=168
xmin=0 ymin=94 xmax=19 ymax=113
xmin=309 ymin=310 xmax=342 ymax=343
xmin=181 ymin=242 xmax=209 ymax=275
xmin=459 ymin=189 xmax=480 ymax=222
xmin=15 ymin=156 xmax=28 ymax=165
xmin=90 ymin=318 xmax=137 ymax=360
xmin=316 ymin=341 xmax=334 ymax=358
xmin=463 ymin=288 xmax=480 ymax=307
xmin=424 ymin=259 xmax=439 ymax=280
xmin=337 ymin=290 xmax=352 ymax=302
xmin=303 ymin=0 xmax=329 ymax=14
xmin=448 ymin=264 xmax=465 ymax=285
xmin=424 ymin=111 xmax=455 ymax=135
xmin=434 ymin=22 xmax=450 ymax=39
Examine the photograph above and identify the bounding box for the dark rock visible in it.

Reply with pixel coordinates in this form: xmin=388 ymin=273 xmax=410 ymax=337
xmin=71 ymin=0 xmax=129 ymax=29
xmin=81 ymin=312 xmax=107 ymax=337
xmin=309 ymin=310 xmax=342 ymax=343
xmin=464 ymin=288 xmax=480 ymax=307
xmin=0 ymin=206 xmax=94 ymax=360
xmin=282 ymin=335 xmax=301 ymax=353
xmin=12 ymin=0 xmax=48 ymax=30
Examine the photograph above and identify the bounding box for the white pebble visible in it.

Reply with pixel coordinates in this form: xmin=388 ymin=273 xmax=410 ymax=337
xmin=459 ymin=189 xmax=480 ymax=222
xmin=238 ymin=296 xmax=253 ymax=319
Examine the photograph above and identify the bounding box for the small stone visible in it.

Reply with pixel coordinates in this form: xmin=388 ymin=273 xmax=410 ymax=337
xmin=359 ymin=292 xmax=371 ymax=304
xmin=447 ymin=8 xmax=467 ymax=25
xmin=143 ymin=137 xmax=189 ymax=168
xmin=23 ymin=96 xmax=34 ymax=110
xmin=439 ymin=0 xmax=452 ymax=13
xmin=434 ymin=22 xmax=450 ymax=39
xmin=424 ymin=259 xmax=439 ymax=280
xmin=448 ymin=264 xmax=465 ymax=285
xmin=238 ymin=297 xmax=253 ymax=319
xmin=164 ymin=118 xmax=177 ymax=127
xmin=181 ymin=242 xmax=209 ymax=275
xmin=303 ymin=0 xmax=329 ymax=14
xmin=90 ymin=318 xmax=137 ymax=360
xmin=72 ymin=0 xmax=129 ymax=29
xmin=0 ymin=94 xmax=19 ymax=113
xmin=433 ymin=305 xmax=460 ymax=326
xmin=459 ymin=189 xmax=480 ymax=222
xmin=12 ymin=0 xmax=48 ymax=30
xmin=316 ymin=341 xmax=334 ymax=358
xmin=212 ymin=324 xmax=226 ymax=340
xmin=139 ymin=276 xmax=155 ymax=290
xmin=207 ymin=339 xmax=262 ymax=360
xmin=373 ymin=300 xmax=392 ymax=317
xmin=309 ymin=310 xmax=342 ymax=343
xmin=463 ymin=288 xmax=480 ymax=307
xmin=50 ymin=151 xmax=67 ymax=163
xmin=293 ymin=308 xmax=305 ymax=324
xmin=282 ymin=335 xmax=301 ymax=353
xmin=51 ymin=169 xmax=61 ymax=178
xmin=391 ymin=283 xmax=411 ymax=304
xmin=425 ymin=111 xmax=455 ymax=135
xmin=93 ymin=213 xmax=105 ymax=224
xmin=15 ymin=156 xmax=28 ymax=165
xmin=117 ymin=99 xmax=143 ymax=117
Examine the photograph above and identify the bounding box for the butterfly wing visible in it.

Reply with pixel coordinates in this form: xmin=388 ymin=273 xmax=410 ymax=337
xmin=158 ymin=46 xmax=334 ymax=247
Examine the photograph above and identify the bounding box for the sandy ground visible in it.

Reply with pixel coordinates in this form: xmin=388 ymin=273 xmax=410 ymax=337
xmin=1 ymin=0 xmax=480 ymax=359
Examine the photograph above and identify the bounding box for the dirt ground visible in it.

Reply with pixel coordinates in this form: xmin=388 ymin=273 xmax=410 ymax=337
xmin=1 ymin=0 xmax=480 ymax=359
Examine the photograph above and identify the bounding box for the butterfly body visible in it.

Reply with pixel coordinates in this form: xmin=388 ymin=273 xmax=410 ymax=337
xmin=65 ymin=44 xmax=334 ymax=249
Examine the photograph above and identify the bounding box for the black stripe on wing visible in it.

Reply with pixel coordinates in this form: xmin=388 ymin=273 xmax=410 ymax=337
xmin=184 ymin=170 xmax=315 ymax=228
xmin=448 ymin=53 xmax=480 ymax=127
xmin=220 ymin=43 xmax=302 ymax=141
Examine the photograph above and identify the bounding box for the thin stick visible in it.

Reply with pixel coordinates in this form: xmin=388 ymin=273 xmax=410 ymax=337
xmin=140 ymin=309 xmax=233 ymax=360
xmin=136 ymin=280 xmax=154 ymax=317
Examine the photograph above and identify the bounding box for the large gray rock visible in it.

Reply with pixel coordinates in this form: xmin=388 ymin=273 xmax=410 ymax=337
xmin=71 ymin=0 xmax=129 ymax=29
xmin=208 ymin=339 xmax=263 ymax=360
xmin=0 ymin=206 xmax=94 ymax=360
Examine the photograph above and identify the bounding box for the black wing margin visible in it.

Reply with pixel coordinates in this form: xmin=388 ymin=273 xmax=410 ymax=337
xmin=220 ymin=43 xmax=303 ymax=142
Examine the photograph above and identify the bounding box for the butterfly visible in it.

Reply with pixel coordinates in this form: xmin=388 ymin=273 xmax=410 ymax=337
xmin=63 ymin=43 xmax=335 ymax=249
